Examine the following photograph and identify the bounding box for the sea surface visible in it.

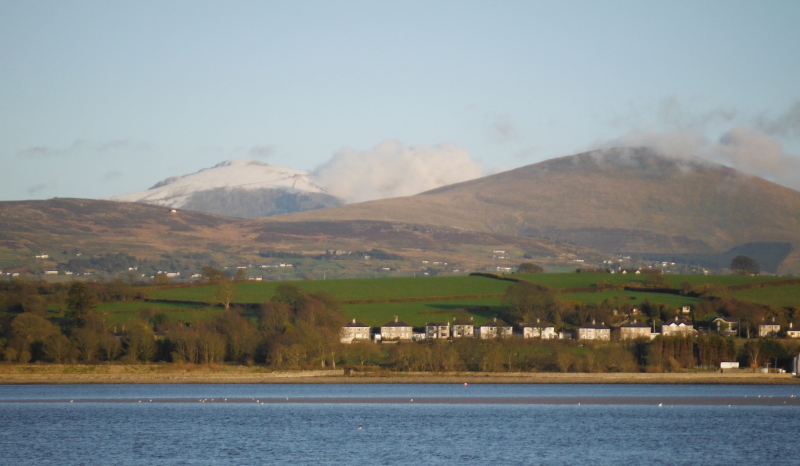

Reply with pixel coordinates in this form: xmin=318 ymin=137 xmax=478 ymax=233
xmin=1 ymin=383 xmax=798 ymax=465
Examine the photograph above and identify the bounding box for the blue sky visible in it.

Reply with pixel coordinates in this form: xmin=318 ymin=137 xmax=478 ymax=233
xmin=2 ymin=1 xmax=799 ymax=201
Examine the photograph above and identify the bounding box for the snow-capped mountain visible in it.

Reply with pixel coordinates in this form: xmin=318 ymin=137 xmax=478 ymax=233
xmin=110 ymin=159 xmax=343 ymax=218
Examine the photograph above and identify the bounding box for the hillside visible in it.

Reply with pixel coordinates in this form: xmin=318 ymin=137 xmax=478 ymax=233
xmin=271 ymin=148 xmax=800 ymax=273
xmin=0 ymin=198 xmax=600 ymax=276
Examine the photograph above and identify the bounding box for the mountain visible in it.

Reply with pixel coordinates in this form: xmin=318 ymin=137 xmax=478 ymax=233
xmin=110 ymin=159 xmax=343 ymax=218
xmin=5 ymin=148 xmax=800 ymax=276
xmin=271 ymin=147 xmax=800 ymax=274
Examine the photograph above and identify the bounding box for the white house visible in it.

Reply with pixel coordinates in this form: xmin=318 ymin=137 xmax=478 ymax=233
xmin=522 ymin=319 xmax=556 ymax=339
xmin=662 ymin=318 xmax=695 ymax=337
xmin=426 ymin=322 xmax=451 ymax=340
xmin=479 ymin=317 xmax=513 ymax=339
xmin=452 ymin=317 xmax=475 ymax=338
xmin=787 ymin=323 xmax=800 ymax=339
xmin=380 ymin=317 xmax=413 ymax=342
xmin=576 ymin=320 xmax=611 ymax=341
xmin=712 ymin=317 xmax=738 ymax=336
xmin=341 ymin=319 xmax=371 ymax=344
xmin=758 ymin=320 xmax=781 ymax=338
xmin=618 ymin=321 xmax=652 ymax=340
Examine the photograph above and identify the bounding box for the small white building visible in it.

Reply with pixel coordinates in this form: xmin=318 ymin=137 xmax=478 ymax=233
xmin=380 ymin=317 xmax=413 ymax=342
xmin=479 ymin=317 xmax=513 ymax=339
xmin=758 ymin=320 xmax=781 ymax=338
xmin=577 ymin=320 xmax=611 ymax=341
xmin=426 ymin=322 xmax=451 ymax=340
xmin=712 ymin=317 xmax=738 ymax=336
xmin=662 ymin=318 xmax=695 ymax=337
xmin=341 ymin=319 xmax=371 ymax=344
xmin=522 ymin=319 xmax=556 ymax=339
xmin=618 ymin=321 xmax=652 ymax=340
xmin=452 ymin=317 xmax=475 ymax=338
xmin=787 ymin=323 xmax=800 ymax=339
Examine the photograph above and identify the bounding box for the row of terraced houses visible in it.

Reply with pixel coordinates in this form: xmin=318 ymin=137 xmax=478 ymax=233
xmin=340 ymin=316 xmax=795 ymax=344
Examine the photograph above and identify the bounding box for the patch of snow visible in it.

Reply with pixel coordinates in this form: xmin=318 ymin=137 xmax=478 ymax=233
xmin=110 ymin=159 xmax=329 ymax=207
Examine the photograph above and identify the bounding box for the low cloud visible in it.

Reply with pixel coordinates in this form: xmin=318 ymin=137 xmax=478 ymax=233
xmin=492 ymin=115 xmax=519 ymax=143
xmin=756 ymin=100 xmax=800 ymax=138
xmin=17 ymin=139 xmax=150 ymax=159
xmin=594 ymin=127 xmax=800 ymax=190
xmin=313 ymin=140 xmax=485 ymax=203
xmin=609 ymin=97 xmax=737 ymax=131
xmin=27 ymin=183 xmax=50 ymax=196
xmin=249 ymin=145 xmax=274 ymax=159
xmin=102 ymin=171 xmax=123 ymax=182
xmin=595 ymin=97 xmax=800 ymax=190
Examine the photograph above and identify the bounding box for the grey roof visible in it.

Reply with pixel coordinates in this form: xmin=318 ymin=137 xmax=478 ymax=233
xmin=453 ymin=319 xmax=474 ymax=326
xmin=482 ymin=319 xmax=511 ymax=328
xmin=664 ymin=318 xmax=691 ymax=326
xmin=581 ymin=321 xmax=610 ymax=329
xmin=382 ymin=320 xmax=411 ymax=328
xmin=345 ymin=320 xmax=369 ymax=328
xmin=523 ymin=322 xmax=554 ymax=328
xmin=620 ymin=321 xmax=650 ymax=328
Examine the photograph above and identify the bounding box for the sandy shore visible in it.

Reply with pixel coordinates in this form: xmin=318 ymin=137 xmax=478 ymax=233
xmin=2 ymin=396 xmax=798 ymax=406
xmin=0 ymin=365 xmax=798 ymax=385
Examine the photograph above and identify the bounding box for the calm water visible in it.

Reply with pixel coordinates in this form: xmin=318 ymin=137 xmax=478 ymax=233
xmin=1 ymin=384 xmax=798 ymax=465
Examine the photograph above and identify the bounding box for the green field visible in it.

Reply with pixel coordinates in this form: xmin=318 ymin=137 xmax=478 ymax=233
xmin=560 ymin=290 xmax=700 ymax=308
xmin=146 ymin=275 xmax=511 ymax=303
xmin=140 ymin=273 xmax=799 ymax=327
xmin=94 ymin=301 xmax=217 ymax=325
xmin=343 ymin=297 xmax=504 ymax=327
xmin=515 ymin=272 xmax=789 ymax=290
xmin=729 ymin=284 xmax=800 ymax=308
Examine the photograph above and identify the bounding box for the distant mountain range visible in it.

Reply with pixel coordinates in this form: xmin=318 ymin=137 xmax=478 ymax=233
xmin=3 ymin=147 xmax=800 ymax=275
xmin=110 ymin=159 xmax=343 ymax=218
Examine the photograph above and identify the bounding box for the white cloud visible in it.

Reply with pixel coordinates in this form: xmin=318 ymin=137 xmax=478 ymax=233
xmin=717 ymin=126 xmax=800 ymax=188
xmin=756 ymin=100 xmax=800 ymax=138
xmin=313 ymin=140 xmax=485 ymax=203
xmin=593 ymin=127 xmax=800 ymax=190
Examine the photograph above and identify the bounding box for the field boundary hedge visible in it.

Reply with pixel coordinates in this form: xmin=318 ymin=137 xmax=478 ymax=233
xmin=725 ymin=278 xmax=800 ymax=291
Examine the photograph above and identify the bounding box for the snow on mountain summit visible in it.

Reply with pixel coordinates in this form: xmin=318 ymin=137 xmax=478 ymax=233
xmin=111 ymin=159 xmax=330 ymax=208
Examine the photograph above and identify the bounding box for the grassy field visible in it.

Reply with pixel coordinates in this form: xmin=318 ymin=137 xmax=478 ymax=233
xmin=343 ymin=297 xmax=505 ymax=327
xmin=559 ymin=290 xmax=700 ymax=308
xmin=94 ymin=301 xmax=217 ymax=325
xmin=729 ymin=284 xmax=800 ymax=309
xmin=138 ymin=273 xmax=799 ymax=327
xmin=146 ymin=275 xmax=511 ymax=304
xmin=515 ymin=272 xmax=790 ymax=290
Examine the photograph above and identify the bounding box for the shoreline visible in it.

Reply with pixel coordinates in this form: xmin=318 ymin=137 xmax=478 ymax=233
xmin=2 ymin=396 xmax=798 ymax=406
xmin=1 ymin=365 xmax=798 ymax=385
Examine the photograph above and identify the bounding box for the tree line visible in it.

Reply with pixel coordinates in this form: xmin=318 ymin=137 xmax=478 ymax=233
xmin=1 ymin=275 xmax=799 ymax=372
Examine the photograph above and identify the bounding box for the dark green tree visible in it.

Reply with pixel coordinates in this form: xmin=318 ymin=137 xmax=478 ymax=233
xmin=516 ymin=262 xmax=544 ymax=274
xmin=504 ymin=281 xmax=556 ymax=324
xmin=66 ymin=282 xmax=98 ymax=326
xmin=730 ymin=255 xmax=760 ymax=275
